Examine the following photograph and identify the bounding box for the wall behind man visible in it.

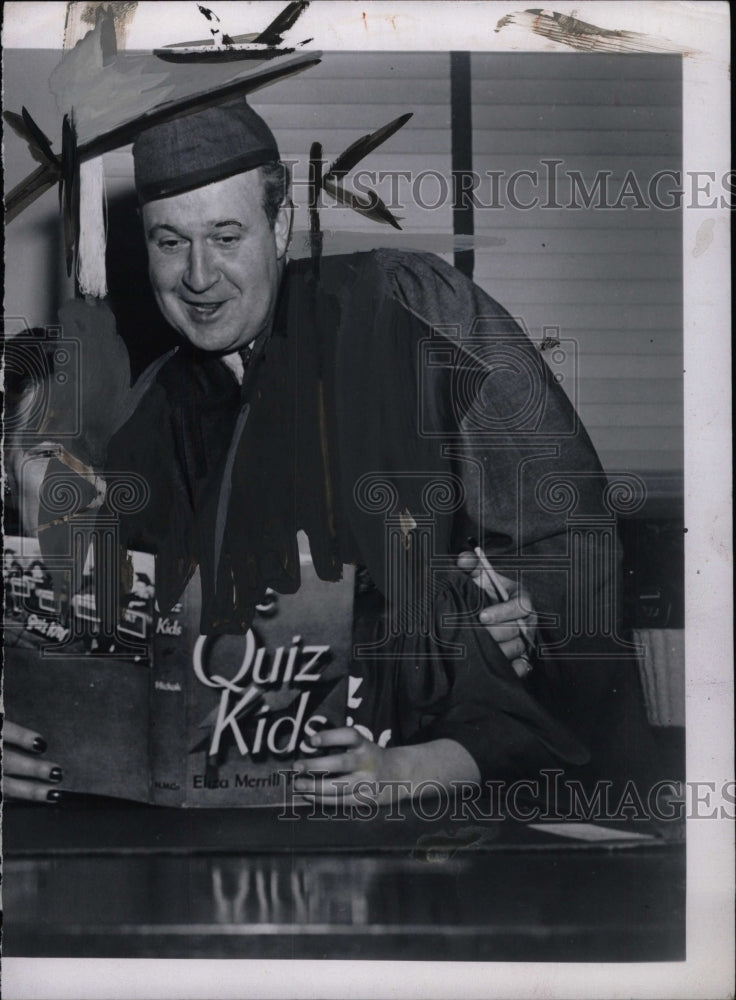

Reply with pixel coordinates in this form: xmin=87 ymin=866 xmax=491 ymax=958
xmin=470 ymin=53 xmax=682 ymax=486
xmin=3 ymin=49 xmax=682 ymax=496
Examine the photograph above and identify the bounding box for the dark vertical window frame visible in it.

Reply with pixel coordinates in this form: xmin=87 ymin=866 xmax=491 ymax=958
xmin=450 ymin=51 xmax=474 ymax=279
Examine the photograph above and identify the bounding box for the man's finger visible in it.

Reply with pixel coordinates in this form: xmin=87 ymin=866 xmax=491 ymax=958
xmin=456 ymin=550 xmax=478 ymax=572
xmin=458 ymin=551 xmax=507 ymax=594
xmin=486 ymin=623 xmax=522 ymax=644
xmin=309 ymin=727 xmax=363 ymax=749
xmin=470 ymin=568 xmax=509 ymax=602
xmin=512 ymin=656 xmax=533 ymax=679
xmin=479 ymin=597 xmax=529 ymax=625
xmin=499 ymin=636 xmax=527 ymax=661
xmin=295 ymin=753 xmax=355 ymax=775
xmin=295 ymin=772 xmax=373 ymax=797
xmin=457 ymin=550 xmax=516 ymax=585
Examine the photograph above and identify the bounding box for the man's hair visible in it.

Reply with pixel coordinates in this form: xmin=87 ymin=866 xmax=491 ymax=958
xmin=260 ymin=161 xmax=292 ymax=228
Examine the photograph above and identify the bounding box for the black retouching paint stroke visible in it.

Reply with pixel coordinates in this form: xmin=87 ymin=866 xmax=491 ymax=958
xmin=450 ymin=51 xmax=474 ymax=280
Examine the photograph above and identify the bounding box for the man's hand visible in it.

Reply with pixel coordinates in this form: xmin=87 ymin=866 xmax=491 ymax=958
xmin=292 ymin=728 xmax=397 ymax=805
xmin=292 ymin=728 xmax=480 ymax=805
xmin=457 ymin=549 xmax=537 ymax=679
xmin=2 ymin=721 xmax=63 ymax=802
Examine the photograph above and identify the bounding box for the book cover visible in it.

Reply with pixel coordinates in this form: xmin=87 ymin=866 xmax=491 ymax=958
xmin=153 ymin=533 xmax=353 ymax=806
xmin=3 ymin=536 xmax=153 ymax=802
xmin=4 ymin=533 xmax=353 ymax=807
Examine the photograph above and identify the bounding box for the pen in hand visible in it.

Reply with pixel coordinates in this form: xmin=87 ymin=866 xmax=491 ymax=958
xmin=467 ymin=536 xmax=536 ymax=667
xmin=468 ymin=535 xmax=510 ymax=602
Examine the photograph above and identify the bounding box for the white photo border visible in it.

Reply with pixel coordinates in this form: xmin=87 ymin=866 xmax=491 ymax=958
xmin=2 ymin=2 xmax=732 ymax=998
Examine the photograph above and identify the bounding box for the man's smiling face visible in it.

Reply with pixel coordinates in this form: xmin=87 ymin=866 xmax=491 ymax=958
xmin=143 ymin=170 xmax=289 ymax=354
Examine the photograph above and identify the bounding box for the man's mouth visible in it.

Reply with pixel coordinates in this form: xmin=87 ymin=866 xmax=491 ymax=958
xmin=182 ymin=300 xmax=226 ymax=319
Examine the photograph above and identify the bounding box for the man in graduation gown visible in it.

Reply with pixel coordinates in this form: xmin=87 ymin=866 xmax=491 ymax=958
xmin=96 ymin=97 xmax=662 ymax=805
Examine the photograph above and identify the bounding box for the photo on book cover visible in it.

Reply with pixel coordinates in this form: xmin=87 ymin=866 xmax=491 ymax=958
xmin=4 ymin=532 xmax=353 ymax=806
xmin=1 ymin=3 xmax=732 ymax=999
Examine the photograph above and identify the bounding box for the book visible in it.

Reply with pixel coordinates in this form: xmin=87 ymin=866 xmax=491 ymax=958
xmin=3 ymin=533 xmax=353 ymax=807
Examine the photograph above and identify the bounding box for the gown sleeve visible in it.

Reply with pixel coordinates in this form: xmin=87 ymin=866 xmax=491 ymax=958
xmin=363 ymin=250 xmax=660 ymax=788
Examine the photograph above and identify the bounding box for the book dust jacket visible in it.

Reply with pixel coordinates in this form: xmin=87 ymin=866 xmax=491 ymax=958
xmin=4 ymin=533 xmax=353 ymax=806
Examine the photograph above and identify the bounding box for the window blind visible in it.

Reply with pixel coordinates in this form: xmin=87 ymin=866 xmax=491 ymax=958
xmin=4 ymin=49 xmax=683 ymax=490
xmin=470 ymin=53 xmax=683 ymax=483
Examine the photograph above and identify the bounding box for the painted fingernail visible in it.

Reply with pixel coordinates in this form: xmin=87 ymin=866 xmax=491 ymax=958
xmin=49 ymin=767 xmax=63 ymax=783
xmin=46 ymin=789 xmax=63 ymax=803
xmin=32 ymin=737 xmax=47 ymax=753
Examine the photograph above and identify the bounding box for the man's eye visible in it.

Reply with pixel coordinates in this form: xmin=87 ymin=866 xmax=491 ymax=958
xmin=156 ymin=238 xmax=185 ymax=251
xmin=214 ymin=234 xmax=240 ymax=247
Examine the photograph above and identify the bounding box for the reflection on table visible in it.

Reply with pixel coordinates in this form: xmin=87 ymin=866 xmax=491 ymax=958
xmin=4 ymin=803 xmax=685 ymax=961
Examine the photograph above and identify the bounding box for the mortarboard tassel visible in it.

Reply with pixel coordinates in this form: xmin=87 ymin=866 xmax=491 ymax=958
xmin=76 ymin=156 xmax=108 ymax=299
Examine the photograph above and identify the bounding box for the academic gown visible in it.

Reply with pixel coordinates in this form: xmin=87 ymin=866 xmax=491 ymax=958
xmin=105 ymin=250 xmax=662 ymax=790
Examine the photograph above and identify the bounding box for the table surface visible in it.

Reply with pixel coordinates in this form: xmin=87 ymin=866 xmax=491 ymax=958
xmin=4 ymin=799 xmax=685 ymax=961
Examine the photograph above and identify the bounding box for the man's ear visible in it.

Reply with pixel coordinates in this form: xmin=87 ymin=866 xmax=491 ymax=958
xmin=274 ymin=201 xmax=293 ymax=260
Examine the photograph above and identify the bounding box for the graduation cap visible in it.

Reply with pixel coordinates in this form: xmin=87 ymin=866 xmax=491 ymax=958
xmin=4 ymin=3 xmax=412 ymax=298
xmin=4 ymin=5 xmax=320 ymax=298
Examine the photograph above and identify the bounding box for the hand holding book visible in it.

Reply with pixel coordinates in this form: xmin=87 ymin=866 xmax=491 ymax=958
xmin=2 ymin=721 xmax=63 ymax=802
xmin=292 ymin=728 xmax=481 ymax=806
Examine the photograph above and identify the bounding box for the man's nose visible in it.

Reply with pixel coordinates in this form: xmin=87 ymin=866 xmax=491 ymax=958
xmin=182 ymin=243 xmax=219 ymax=293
